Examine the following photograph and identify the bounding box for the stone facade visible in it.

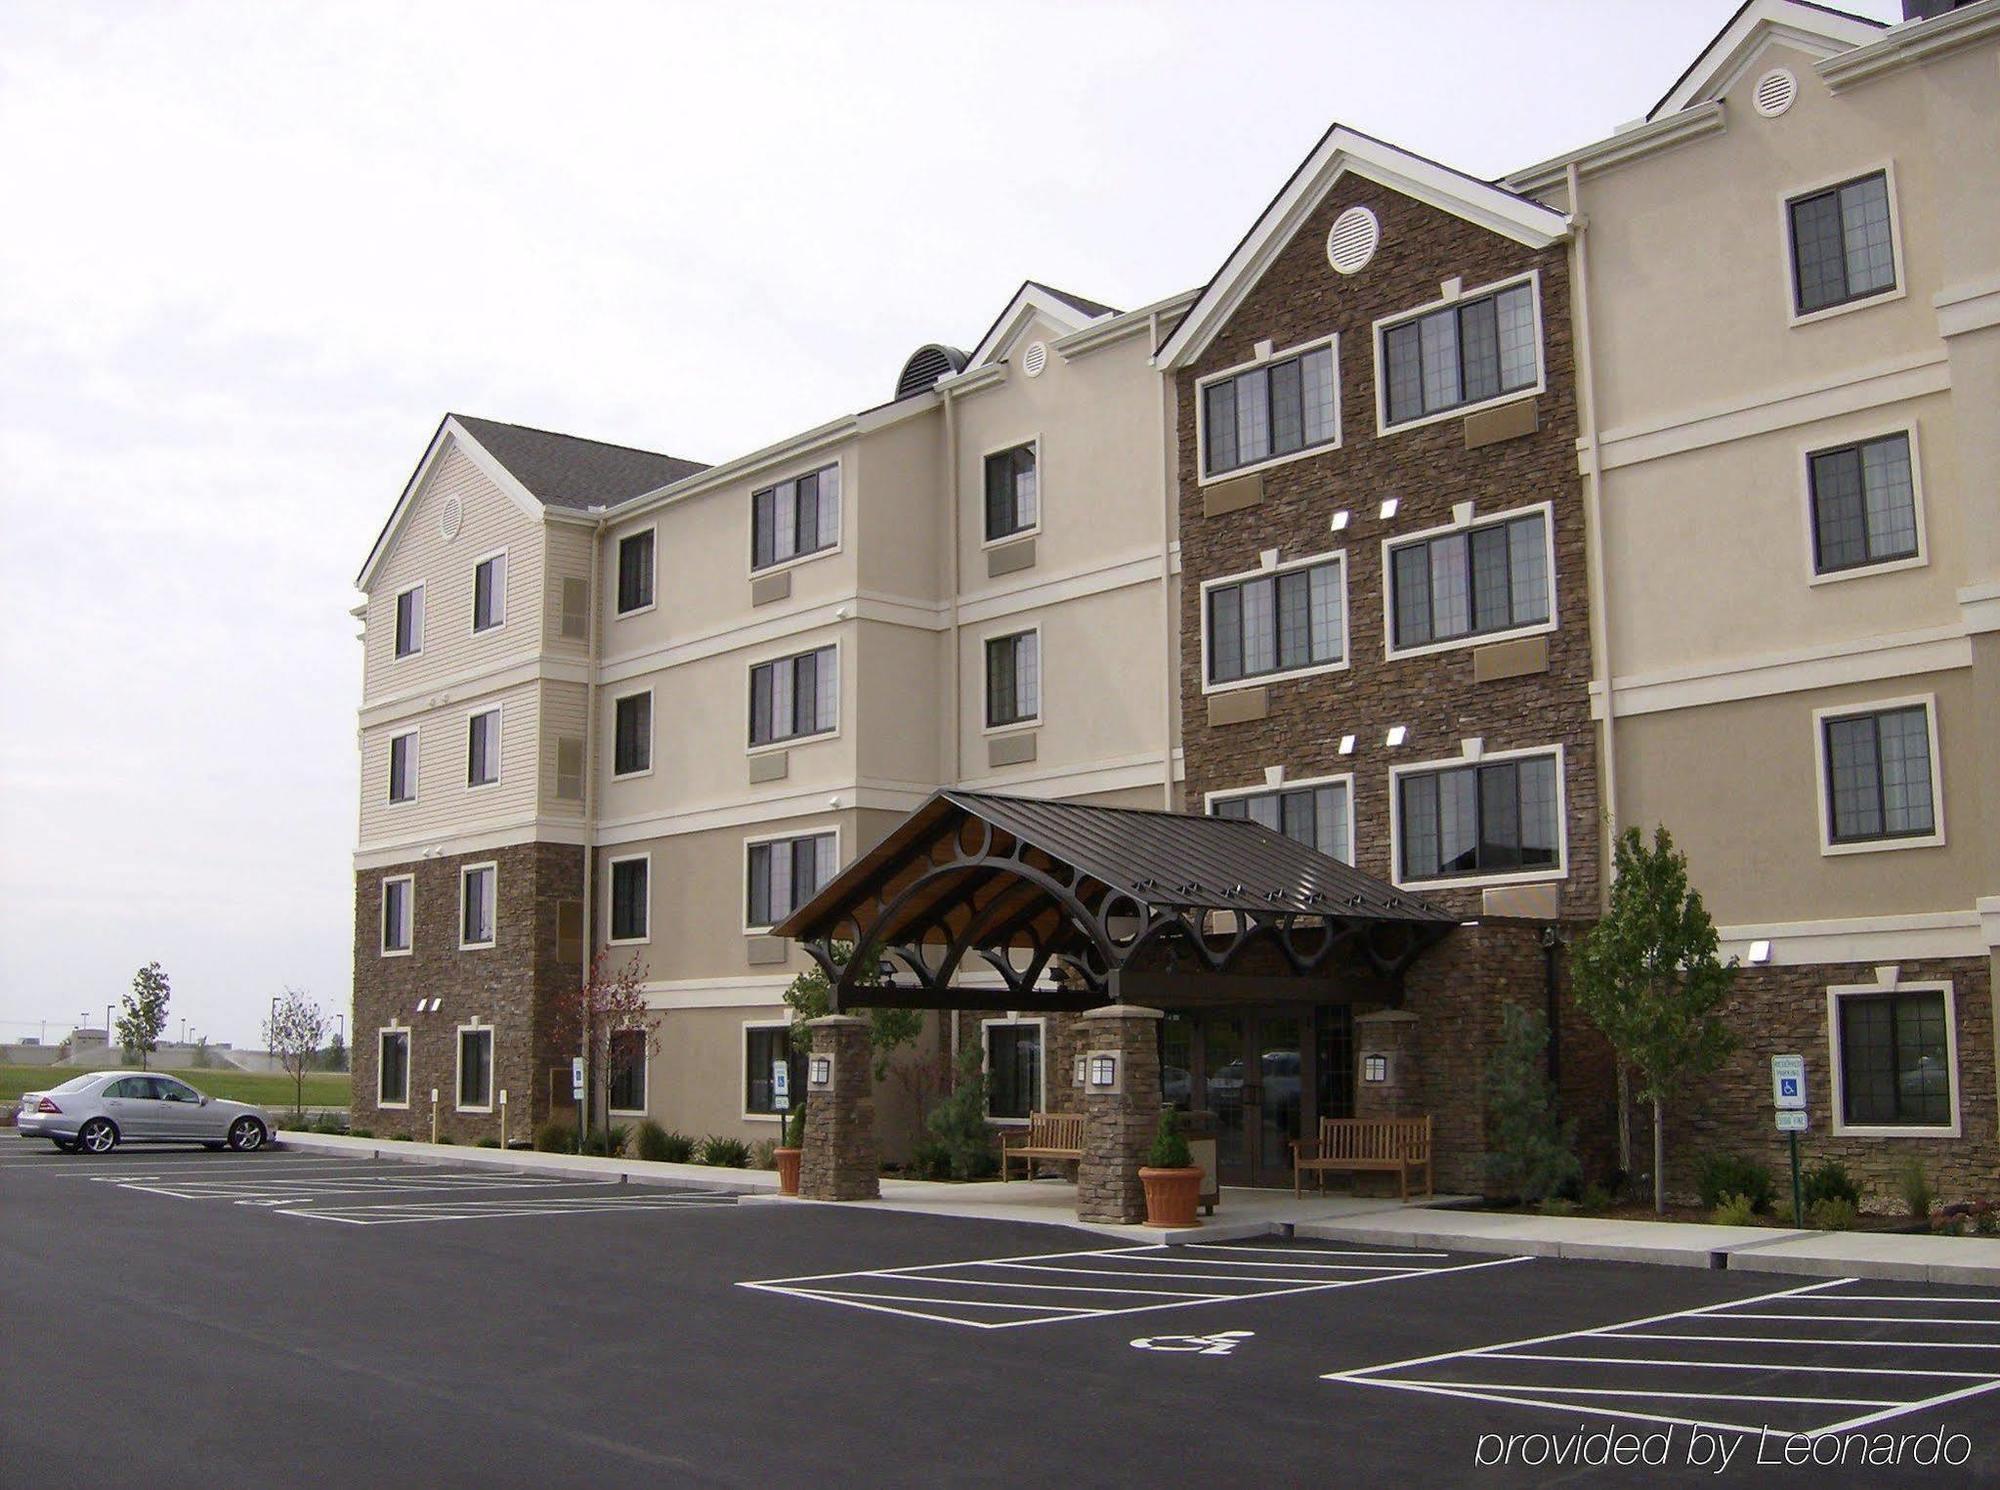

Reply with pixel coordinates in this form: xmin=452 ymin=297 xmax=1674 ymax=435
xmin=799 ymin=1015 xmax=880 ymax=1200
xmin=350 ymin=841 xmax=583 ymax=1143
xmin=1076 ymin=1005 xmax=1164 ymax=1224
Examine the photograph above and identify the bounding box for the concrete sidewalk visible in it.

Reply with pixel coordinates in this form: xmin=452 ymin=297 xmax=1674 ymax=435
xmin=276 ymin=1130 xmax=780 ymax=1193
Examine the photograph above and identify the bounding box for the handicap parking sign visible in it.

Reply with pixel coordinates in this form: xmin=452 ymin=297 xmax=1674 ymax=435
xmin=1770 ymin=1054 xmax=1805 ymax=1111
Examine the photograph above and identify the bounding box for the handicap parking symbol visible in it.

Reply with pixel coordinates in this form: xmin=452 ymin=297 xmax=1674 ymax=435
xmin=1780 ymin=1078 xmax=1799 ymax=1098
xmin=1131 ymin=1329 xmax=1253 ymax=1356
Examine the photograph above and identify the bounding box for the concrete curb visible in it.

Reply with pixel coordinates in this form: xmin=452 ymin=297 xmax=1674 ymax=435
xmin=274 ymin=1131 xmax=779 ymax=1194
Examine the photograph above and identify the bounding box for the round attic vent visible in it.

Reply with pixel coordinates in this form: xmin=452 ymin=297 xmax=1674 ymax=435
xmin=1022 ymin=341 xmax=1048 ymax=377
xmin=440 ymin=496 xmax=463 ymax=540
xmin=1753 ymin=68 xmax=1797 ymax=118
xmin=1325 ymin=206 xmax=1380 ymax=275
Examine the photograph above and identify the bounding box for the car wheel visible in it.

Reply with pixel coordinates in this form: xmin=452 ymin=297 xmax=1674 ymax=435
xmin=78 ymin=1118 xmax=118 ymax=1155
xmin=227 ymin=1118 xmax=266 ymax=1152
xmin=52 ymin=1139 xmax=78 ymax=1152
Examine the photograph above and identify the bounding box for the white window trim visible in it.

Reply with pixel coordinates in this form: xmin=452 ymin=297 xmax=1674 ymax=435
xmin=1194 ymin=333 xmax=1342 ymax=487
xmin=386 ymin=728 xmax=420 ymax=807
xmin=740 ymin=1019 xmax=790 ymax=1124
xmin=379 ymin=874 xmax=415 ymax=958
xmin=610 ymin=686 xmax=655 ymax=781
xmin=392 ymin=581 xmax=425 ymax=660
xmin=376 ymin=1025 xmax=411 ymax=1110
xmin=1388 ymin=742 xmax=1569 ymax=891
xmin=1781 ymin=160 xmax=1906 ymax=330
xmin=469 ymin=545 xmax=509 ymax=636
xmin=613 ymin=524 xmax=658 ymax=619
xmin=465 ymin=704 xmax=503 ymax=791
xmin=1380 ymin=499 xmax=1560 ymax=662
xmin=1811 ymin=693 xmax=1945 ymax=857
xmin=605 ymin=851 xmax=652 ymax=946
xmin=979 ymin=437 xmax=1043 ymax=549
xmin=1800 ymin=421 xmax=1929 ymax=588
xmin=1203 ymin=772 xmax=1358 ymax=867
xmin=980 ymin=622 xmax=1043 ymax=735
xmin=742 ymin=825 xmax=843 ymax=935
xmin=1198 ymin=547 xmax=1351 ymax=696
xmin=1372 ymin=269 xmax=1546 ymax=438
xmin=747 ymin=456 xmax=847 ymax=579
xmin=981 ymin=1015 xmax=1047 ymax=1127
xmin=606 ymin=1026 xmax=651 ymax=1117
xmin=454 ymin=1021 xmax=494 ymax=1113
xmin=1826 ymin=977 xmax=1960 ymax=1139
xmin=458 ymin=860 xmax=498 ymax=950
xmin=745 ymin=638 xmax=843 ymax=756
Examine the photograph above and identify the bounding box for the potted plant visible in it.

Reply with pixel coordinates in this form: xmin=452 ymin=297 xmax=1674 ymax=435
xmin=774 ymin=1103 xmax=804 ymax=1196
xmin=1140 ymin=1109 xmax=1203 ymax=1228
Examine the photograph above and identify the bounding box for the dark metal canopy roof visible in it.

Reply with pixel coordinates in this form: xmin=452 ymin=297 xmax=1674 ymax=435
xmin=776 ymin=790 xmax=1456 ymax=1012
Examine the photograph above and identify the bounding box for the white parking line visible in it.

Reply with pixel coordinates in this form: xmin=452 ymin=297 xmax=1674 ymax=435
xmin=1328 ymin=1278 xmax=2000 ymax=1439
xmin=281 ymin=1191 xmax=743 ymax=1225
xmin=740 ymin=1243 xmax=1528 ymax=1330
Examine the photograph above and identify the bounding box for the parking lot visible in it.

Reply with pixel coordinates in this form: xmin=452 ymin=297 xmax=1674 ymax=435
xmin=4 ymin=1135 xmax=1996 ymax=1487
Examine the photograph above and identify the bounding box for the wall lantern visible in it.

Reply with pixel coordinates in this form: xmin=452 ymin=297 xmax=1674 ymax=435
xmin=809 ymin=1055 xmax=832 ymax=1087
xmin=1074 ymin=1054 xmax=1088 ymax=1085
xmin=1089 ymin=1055 xmax=1117 ymax=1087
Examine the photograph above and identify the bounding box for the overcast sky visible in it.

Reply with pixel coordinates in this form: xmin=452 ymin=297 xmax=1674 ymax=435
xmin=0 ymin=0 xmax=1897 ymax=1051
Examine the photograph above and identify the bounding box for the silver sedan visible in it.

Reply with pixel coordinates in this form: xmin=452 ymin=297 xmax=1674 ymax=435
xmin=15 ymin=1071 xmax=274 ymax=1154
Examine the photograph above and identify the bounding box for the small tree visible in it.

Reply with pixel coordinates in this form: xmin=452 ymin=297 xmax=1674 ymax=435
xmin=782 ymin=945 xmax=920 ymax=1077
xmin=926 ymin=1038 xmax=996 ymax=1180
xmin=324 ymin=1028 xmax=348 ymax=1073
xmin=1572 ymin=826 xmax=1738 ymax=1213
xmin=548 ymin=949 xmax=656 ymax=1148
xmin=264 ymin=987 xmax=328 ymax=1120
xmin=189 ymin=1035 xmax=217 ymax=1070
xmin=1483 ymin=1004 xmax=1580 ymax=1204
xmin=118 ymin=962 xmax=171 ymax=1069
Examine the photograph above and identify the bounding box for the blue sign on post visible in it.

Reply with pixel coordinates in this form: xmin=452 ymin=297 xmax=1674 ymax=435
xmin=772 ymin=1060 xmax=790 ymax=1113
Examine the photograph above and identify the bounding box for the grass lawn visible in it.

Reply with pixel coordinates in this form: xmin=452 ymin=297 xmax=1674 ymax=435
xmin=0 ymin=1065 xmax=350 ymax=1110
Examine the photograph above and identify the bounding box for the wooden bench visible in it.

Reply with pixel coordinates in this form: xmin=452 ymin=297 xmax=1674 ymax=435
xmin=999 ymin=1111 xmax=1084 ymax=1181
xmin=1290 ymin=1116 xmax=1432 ymax=1201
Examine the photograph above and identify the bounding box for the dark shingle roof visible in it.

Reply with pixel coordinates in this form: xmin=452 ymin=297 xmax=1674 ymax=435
xmin=452 ymin=414 xmax=707 ymax=511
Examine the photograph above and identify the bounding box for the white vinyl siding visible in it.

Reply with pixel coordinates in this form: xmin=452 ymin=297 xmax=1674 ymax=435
xmin=358 ymin=680 xmax=543 ymax=850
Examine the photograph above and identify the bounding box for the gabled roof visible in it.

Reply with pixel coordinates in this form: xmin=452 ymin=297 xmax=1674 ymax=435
xmin=1645 ymin=0 xmax=1884 ymax=121
xmin=964 ymin=280 xmax=1120 ymax=370
xmin=1156 ymin=125 xmax=1570 ymax=371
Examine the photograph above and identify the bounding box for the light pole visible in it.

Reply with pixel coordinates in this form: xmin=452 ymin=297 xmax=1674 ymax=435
xmin=105 ymin=1003 xmax=113 ymax=1048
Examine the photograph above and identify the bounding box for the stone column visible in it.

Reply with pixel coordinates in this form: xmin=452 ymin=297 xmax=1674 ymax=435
xmin=799 ymin=1015 xmax=879 ymax=1201
xmin=1076 ymin=1003 xmax=1164 ymax=1224
xmin=1354 ymin=1008 xmax=1423 ymax=1120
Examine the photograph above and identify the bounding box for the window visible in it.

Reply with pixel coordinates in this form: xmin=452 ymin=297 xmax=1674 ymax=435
xmin=985 ymin=1021 xmax=1043 ymax=1121
xmin=380 ymin=876 xmax=412 ymax=956
xmin=1789 ymin=170 xmax=1896 ymax=317
xmin=608 ymin=855 xmax=648 ymax=942
xmin=985 ymin=630 xmax=1040 ymax=728
xmin=752 ymin=464 xmax=841 ymax=570
xmin=747 ymin=832 xmax=837 ymax=930
xmin=460 ymin=863 xmax=496 ymax=948
xmin=1821 ymin=703 xmax=1937 ymax=846
xmin=467 ymin=709 xmax=500 ymax=787
xmin=1381 ymin=279 xmax=1538 ymax=427
xmin=378 ymin=1029 xmax=410 ymax=1107
xmin=749 ymin=645 xmax=838 ymax=747
xmin=613 ymin=691 xmax=651 ymax=777
xmin=984 ymin=444 xmax=1038 ymax=541
xmin=1837 ymin=988 xmax=1951 ymax=1128
xmin=1205 ymin=556 xmax=1346 ymax=686
xmin=616 ymin=528 xmax=655 ymax=614
xmin=1201 ymin=341 xmax=1337 ymax=477
xmin=388 ymin=732 xmax=417 ymax=804
xmin=394 ymin=584 xmax=424 ymax=658
xmin=1398 ymin=753 xmax=1561 ymax=882
xmin=1211 ymin=781 xmax=1352 ymax=863
xmin=608 ymin=1029 xmax=647 ymax=1113
xmin=456 ymin=1026 xmax=493 ymax=1110
xmin=1809 ymin=433 xmax=1918 ymax=575
xmin=744 ymin=1024 xmax=797 ymax=1116
xmin=472 ymin=553 xmax=506 ymax=633
xmin=1389 ymin=510 xmax=1551 ymax=651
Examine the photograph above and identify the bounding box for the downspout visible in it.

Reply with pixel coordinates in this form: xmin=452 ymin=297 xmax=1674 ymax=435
xmin=1568 ymin=162 xmax=1619 ymax=877
xmin=1152 ymin=310 xmax=1177 ymax=808
xmin=578 ymin=519 xmax=602 ymax=1143
xmin=942 ymin=383 xmax=961 ymax=1069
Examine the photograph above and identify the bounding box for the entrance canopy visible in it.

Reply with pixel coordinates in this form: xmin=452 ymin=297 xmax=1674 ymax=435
xmin=774 ymin=790 xmax=1457 ymax=1011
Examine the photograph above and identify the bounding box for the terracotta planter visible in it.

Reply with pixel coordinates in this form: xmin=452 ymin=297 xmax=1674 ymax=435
xmin=774 ymin=1147 xmax=803 ymax=1196
xmin=1139 ymin=1166 xmax=1204 ymax=1228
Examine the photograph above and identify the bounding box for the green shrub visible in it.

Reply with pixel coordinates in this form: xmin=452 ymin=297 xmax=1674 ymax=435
xmin=435 ymin=1133 xmax=456 ymax=1145
xmin=1808 ymin=1196 xmax=1860 ymax=1231
xmin=925 ymin=1038 xmax=997 ymax=1180
xmin=751 ymin=1138 xmax=778 ymax=1170
xmin=581 ymin=1124 xmax=630 ymax=1158
xmin=657 ymin=1129 xmax=695 ymax=1163
xmin=1578 ymin=1183 xmax=1613 ymax=1212
xmin=476 ymin=1137 xmax=501 ymax=1149
xmin=1976 ymin=1205 xmax=1998 ymax=1238
xmin=1482 ymin=1005 xmax=1581 ymax=1204
xmin=533 ymin=1120 xmax=577 ymax=1153
xmin=784 ymin=1104 xmax=805 ymax=1148
xmin=1146 ymin=1109 xmax=1191 ymax=1168
xmin=1539 ymin=1197 xmax=1580 ymax=1217
xmin=634 ymin=1120 xmax=675 ymax=1163
xmin=908 ymin=1136 xmax=953 ymax=1181
xmin=698 ymin=1135 xmax=752 ymax=1168
xmin=1696 ymin=1153 xmax=1775 ymax=1213
xmin=388 ymin=1132 xmax=412 ymax=1142
xmin=1802 ymin=1160 xmax=1862 ymax=1211
xmin=1712 ymin=1193 xmax=1757 ymax=1227
xmin=1899 ymin=1158 xmax=1935 ymax=1220
xmin=349 ymin=1127 xmax=373 ymax=1139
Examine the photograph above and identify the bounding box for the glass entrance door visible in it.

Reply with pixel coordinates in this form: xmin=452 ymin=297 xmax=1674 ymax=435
xmin=1198 ymin=1008 xmax=1311 ymax=1188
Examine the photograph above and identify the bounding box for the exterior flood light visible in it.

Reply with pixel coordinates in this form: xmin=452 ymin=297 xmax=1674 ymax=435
xmin=1338 ymin=734 xmax=1356 ymax=755
xmin=1330 ymin=510 xmax=1349 ymax=531
xmin=1378 ymin=498 xmax=1399 ymax=520
xmin=1385 ymin=725 xmax=1407 ymax=747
